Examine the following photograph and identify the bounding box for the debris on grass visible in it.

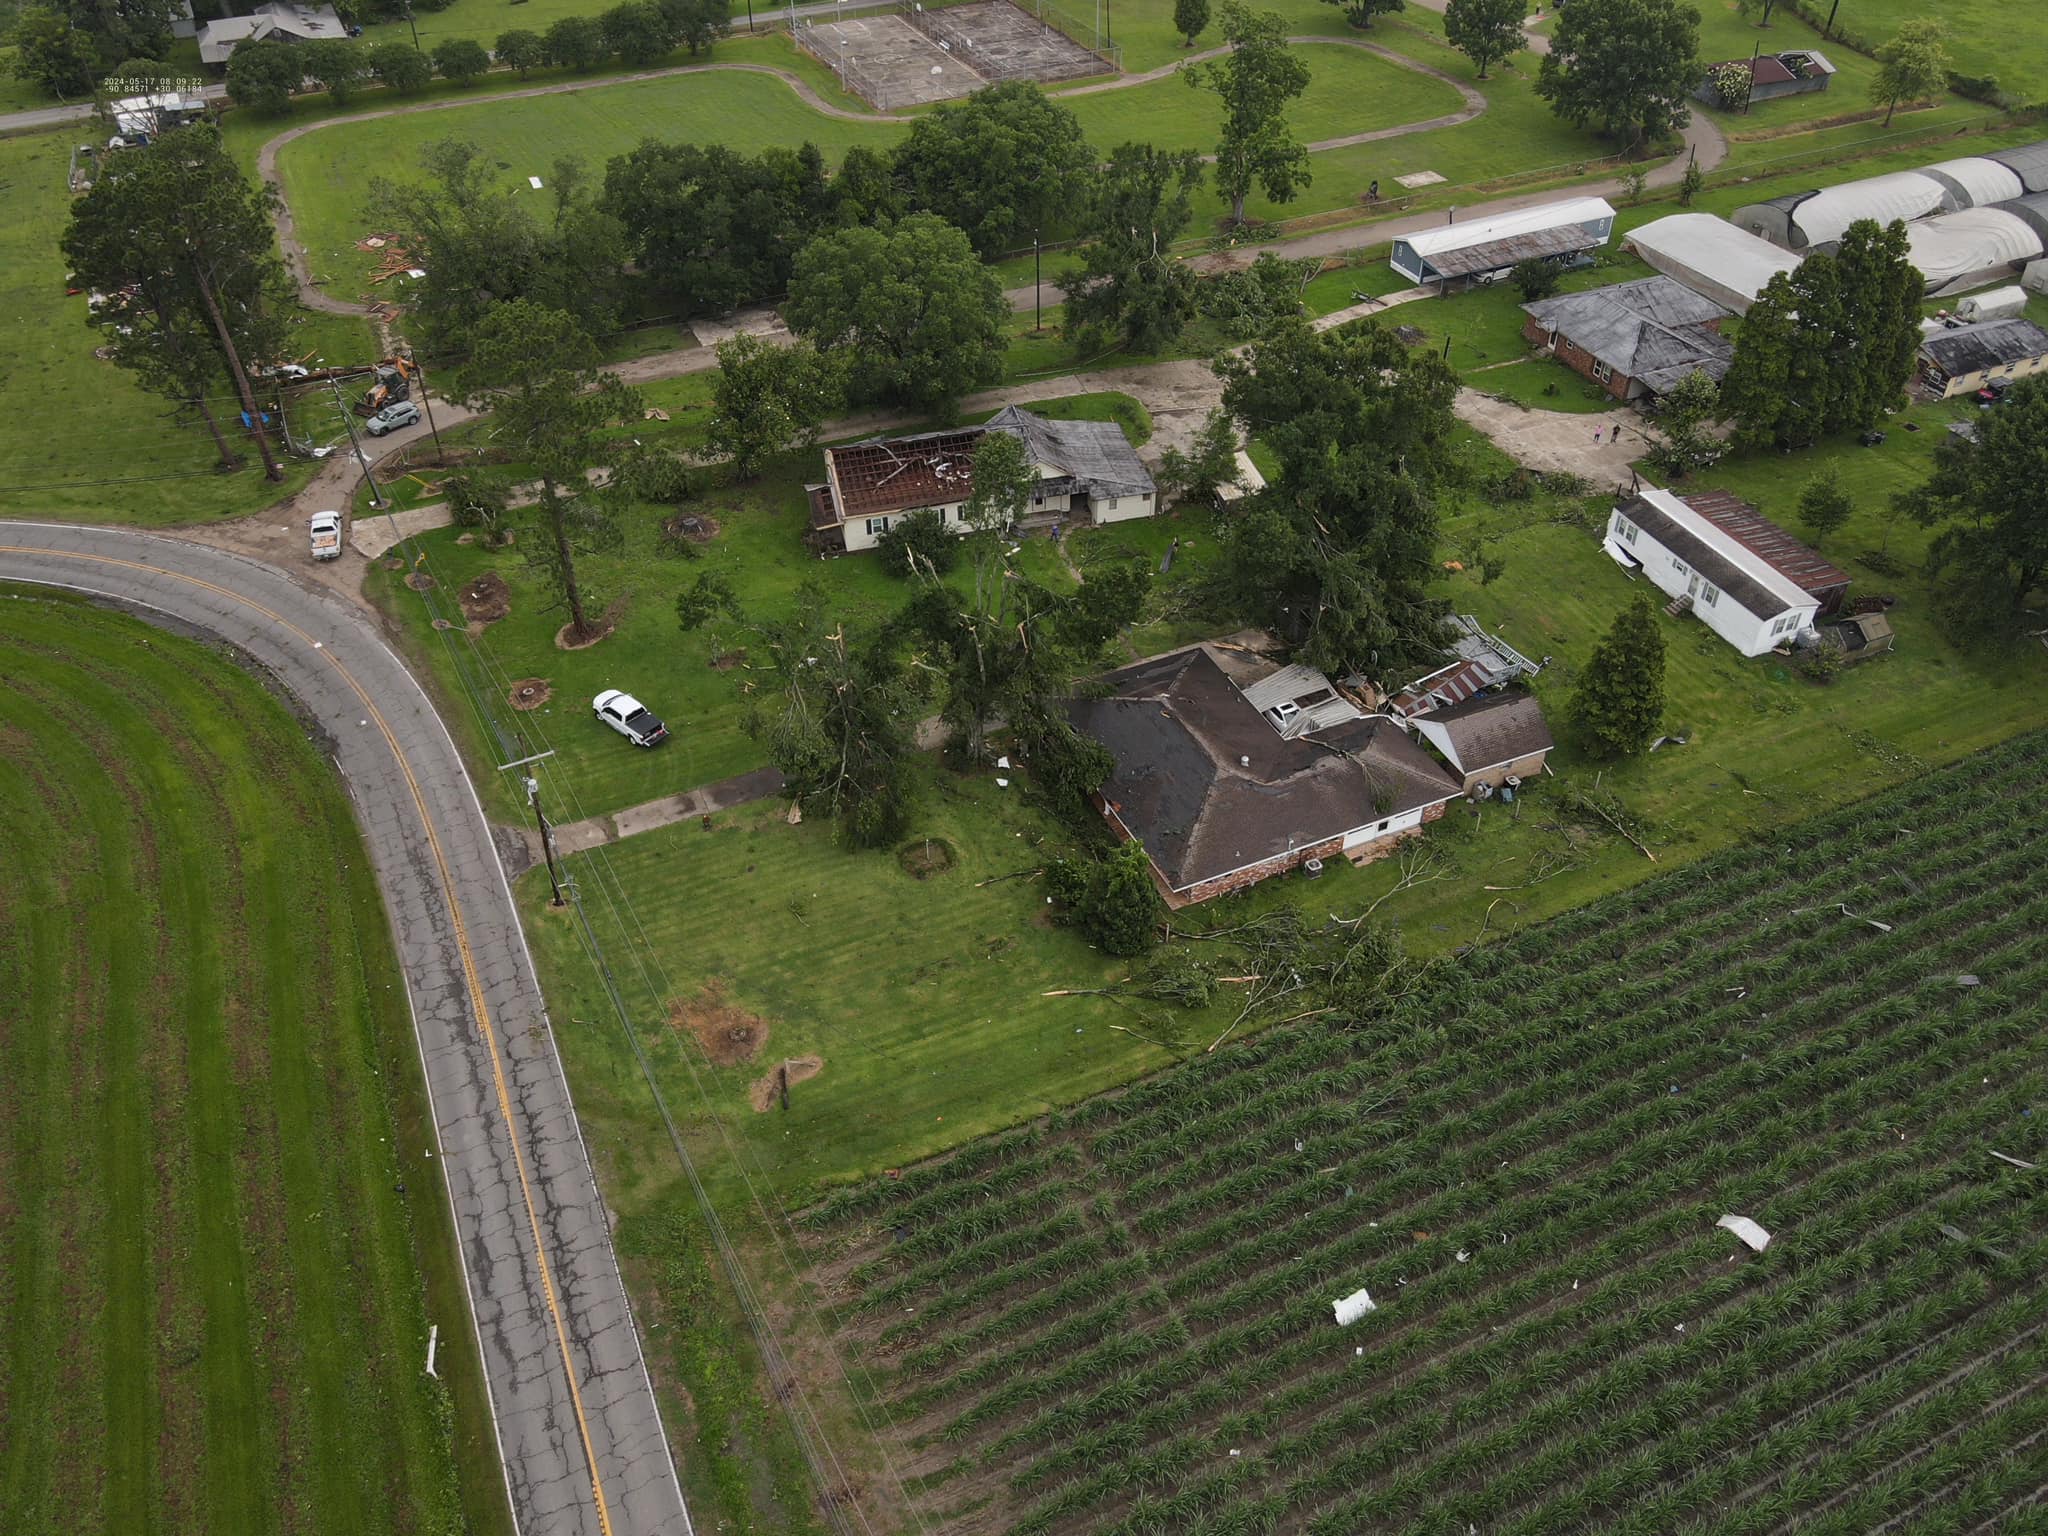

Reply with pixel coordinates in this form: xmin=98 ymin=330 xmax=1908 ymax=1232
xmin=667 ymin=980 xmax=771 ymax=1066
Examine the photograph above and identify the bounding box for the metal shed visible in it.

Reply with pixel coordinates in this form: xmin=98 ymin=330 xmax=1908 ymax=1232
xmin=1390 ymin=197 xmax=1615 ymax=286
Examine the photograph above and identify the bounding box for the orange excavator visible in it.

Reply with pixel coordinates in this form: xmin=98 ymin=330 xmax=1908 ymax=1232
xmin=354 ymin=354 xmax=416 ymax=416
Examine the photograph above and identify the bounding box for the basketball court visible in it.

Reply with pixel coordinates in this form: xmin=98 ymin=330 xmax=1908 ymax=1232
xmin=798 ymin=0 xmax=1114 ymax=110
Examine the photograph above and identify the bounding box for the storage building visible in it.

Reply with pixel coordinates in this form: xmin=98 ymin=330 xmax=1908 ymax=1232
xmin=1906 ymin=202 xmax=2048 ymax=295
xmin=1732 ymin=139 xmax=2048 ymax=253
xmin=1917 ymin=317 xmax=2048 ymax=397
xmin=1625 ymin=213 xmax=1803 ymax=313
xmin=1390 ymin=197 xmax=1615 ymax=288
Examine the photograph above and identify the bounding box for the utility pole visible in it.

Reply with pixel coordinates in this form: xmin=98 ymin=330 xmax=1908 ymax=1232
xmin=332 ymin=377 xmax=388 ymax=508
xmin=1823 ymin=0 xmax=1841 ymax=36
xmin=414 ymin=357 xmax=446 ymax=459
xmin=404 ymin=1 xmax=421 ymax=51
xmin=526 ymin=776 xmax=566 ymax=906
xmin=1033 ymin=229 xmax=1042 ymax=334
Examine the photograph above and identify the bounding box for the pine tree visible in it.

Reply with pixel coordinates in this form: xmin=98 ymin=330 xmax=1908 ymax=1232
xmin=1573 ymin=597 xmax=1666 ymax=758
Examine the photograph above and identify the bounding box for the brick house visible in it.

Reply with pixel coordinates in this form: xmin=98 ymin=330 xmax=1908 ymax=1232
xmin=1521 ymin=276 xmax=1734 ymax=403
xmin=1067 ymin=646 xmax=1463 ymax=906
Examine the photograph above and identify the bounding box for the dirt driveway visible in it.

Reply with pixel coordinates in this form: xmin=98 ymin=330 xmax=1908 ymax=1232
xmin=1453 ymin=389 xmax=1663 ymax=487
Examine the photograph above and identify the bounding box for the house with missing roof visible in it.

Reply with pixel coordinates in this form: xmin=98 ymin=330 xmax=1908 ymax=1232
xmin=1068 ymin=646 xmax=1463 ymax=905
xmin=807 ymin=405 xmax=1155 ymax=553
xmin=1917 ymin=317 xmax=2048 ymax=398
xmin=1604 ymin=486 xmax=1851 ymax=656
xmin=1521 ymin=276 xmax=1734 ymax=403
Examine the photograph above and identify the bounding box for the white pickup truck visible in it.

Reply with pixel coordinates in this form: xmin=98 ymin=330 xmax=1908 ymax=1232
xmin=309 ymin=510 xmax=344 ymax=561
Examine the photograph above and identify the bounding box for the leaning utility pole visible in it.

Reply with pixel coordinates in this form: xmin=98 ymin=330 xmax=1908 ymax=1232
xmin=525 ymin=775 xmax=566 ymax=906
xmin=331 ymin=377 xmax=388 ymax=508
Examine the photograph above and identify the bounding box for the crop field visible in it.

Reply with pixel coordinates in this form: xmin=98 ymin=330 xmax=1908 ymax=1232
xmin=799 ymin=730 xmax=2048 ymax=1535
xmin=0 ymin=592 xmax=506 ymax=1536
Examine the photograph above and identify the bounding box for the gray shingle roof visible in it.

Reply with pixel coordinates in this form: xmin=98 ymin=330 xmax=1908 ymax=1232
xmin=1523 ymin=277 xmax=1734 ymax=394
xmin=985 ymin=405 xmax=1154 ymax=499
xmin=1920 ymin=318 xmax=2048 ymax=377
xmin=1419 ymin=693 xmax=1554 ymax=775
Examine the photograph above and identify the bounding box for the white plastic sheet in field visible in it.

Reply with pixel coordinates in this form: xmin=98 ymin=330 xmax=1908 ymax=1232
xmin=1717 ymin=1214 xmax=1772 ymax=1253
xmin=1333 ymin=1288 xmax=1377 ymax=1326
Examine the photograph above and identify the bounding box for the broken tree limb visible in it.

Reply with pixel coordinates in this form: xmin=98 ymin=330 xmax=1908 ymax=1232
xmin=976 ymin=866 xmax=1044 ymax=888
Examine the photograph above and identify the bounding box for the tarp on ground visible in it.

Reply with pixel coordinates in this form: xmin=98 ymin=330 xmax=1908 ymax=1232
xmin=1626 ymin=213 xmax=1803 ymax=313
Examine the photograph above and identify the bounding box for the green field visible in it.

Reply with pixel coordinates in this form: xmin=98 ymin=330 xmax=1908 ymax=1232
xmin=797 ymin=728 xmax=2048 ymax=1534
xmin=0 ymin=133 xmax=328 ymax=523
xmin=0 ymin=592 xmax=509 ymax=1536
xmin=1787 ymin=0 xmax=2048 ymax=102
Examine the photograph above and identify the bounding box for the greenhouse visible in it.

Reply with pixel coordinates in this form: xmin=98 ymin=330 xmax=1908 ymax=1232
xmin=1625 ymin=214 xmax=1803 ymax=312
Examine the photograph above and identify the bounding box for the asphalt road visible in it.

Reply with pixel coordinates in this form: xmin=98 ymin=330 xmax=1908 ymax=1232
xmin=0 ymin=521 xmax=692 ymax=1536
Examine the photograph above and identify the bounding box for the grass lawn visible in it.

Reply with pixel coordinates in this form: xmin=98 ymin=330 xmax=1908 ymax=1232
xmin=1059 ymin=38 xmax=1464 ymax=155
xmin=360 ymin=392 xmax=1135 ymax=823
xmin=0 ymin=131 xmax=322 ymax=523
xmin=273 ymin=67 xmax=905 ymax=294
xmin=1792 ymin=0 xmax=2046 ymax=100
xmin=0 ymin=590 xmax=509 ymax=1536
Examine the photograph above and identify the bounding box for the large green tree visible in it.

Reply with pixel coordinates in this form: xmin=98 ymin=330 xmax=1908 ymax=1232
xmin=298 ymin=38 xmax=369 ymax=103
xmin=890 ymin=82 xmax=1095 ymax=260
xmin=11 ymin=6 xmax=101 ymax=96
xmin=494 ymin=28 xmax=546 ymax=76
xmin=369 ymin=39 xmax=431 ymax=93
xmin=369 ymin=138 xmax=627 ymax=352
xmin=62 ymin=123 xmax=292 ymax=479
xmin=223 ymin=35 xmax=304 ymax=113
xmin=785 ymin=215 xmax=1008 ymax=411
xmin=1174 ymin=0 xmax=1209 ymax=45
xmin=1535 ymin=0 xmax=1700 ymax=149
xmin=1572 ymin=597 xmax=1666 ymax=757
xmin=602 ymin=139 xmax=833 ymax=313
xmin=543 ymin=14 xmax=606 ymax=69
xmin=598 ymin=0 xmax=676 ymax=65
xmin=1322 ymin=0 xmax=1401 ymax=28
xmin=1063 ymin=143 xmax=1205 ymax=353
xmin=1214 ymin=319 xmax=1460 ymax=675
xmin=1869 ymin=17 xmax=1950 ymax=126
xmin=657 ymin=0 xmax=729 ymax=55
xmin=10 ymin=0 xmax=177 ymax=95
xmin=459 ymin=302 xmax=641 ymax=642
xmin=1185 ymin=2 xmax=1312 ymax=226
xmin=1898 ymin=378 xmax=2048 ymax=644
xmin=431 ymin=37 xmax=490 ymax=85
xmin=705 ymin=334 xmax=843 ymax=480
xmin=1721 ymin=219 xmax=1918 ymax=449
xmin=1443 ymin=0 xmax=1522 ymax=79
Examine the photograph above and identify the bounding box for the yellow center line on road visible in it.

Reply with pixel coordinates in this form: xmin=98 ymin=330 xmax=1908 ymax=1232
xmin=3 ymin=546 xmax=617 ymax=1536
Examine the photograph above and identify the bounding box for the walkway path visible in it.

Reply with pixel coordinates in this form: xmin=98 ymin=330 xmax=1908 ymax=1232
xmin=0 ymin=521 xmax=694 ymax=1536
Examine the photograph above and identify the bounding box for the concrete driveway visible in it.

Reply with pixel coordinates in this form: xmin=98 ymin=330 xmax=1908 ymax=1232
xmin=0 ymin=521 xmax=693 ymax=1536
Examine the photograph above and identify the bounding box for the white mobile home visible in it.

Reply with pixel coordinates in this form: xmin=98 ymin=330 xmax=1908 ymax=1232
xmin=1390 ymin=198 xmax=1615 ymax=288
xmin=1603 ymin=488 xmax=1820 ymax=657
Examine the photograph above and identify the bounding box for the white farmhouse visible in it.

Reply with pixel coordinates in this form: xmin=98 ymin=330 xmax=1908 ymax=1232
xmin=807 ymin=405 xmax=1155 ymax=554
xmin=1603 ymin=487 xmax=1824 ymax=657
